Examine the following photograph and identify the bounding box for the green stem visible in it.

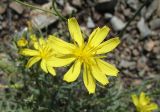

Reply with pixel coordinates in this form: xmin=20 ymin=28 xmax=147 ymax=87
xmin=52 ymin=0 xmax=67 ymax=21
xmin=13 ymin=0 xmax=57 ymax=16
xmin=119 ymin=0 xmax=149 ymax=37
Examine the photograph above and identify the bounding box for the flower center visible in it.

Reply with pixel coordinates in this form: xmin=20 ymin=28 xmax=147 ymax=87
xmin=74 ymin=46 xmax=94 ymax=63
xmin=39 ymin=45 xmax=54 ymax=59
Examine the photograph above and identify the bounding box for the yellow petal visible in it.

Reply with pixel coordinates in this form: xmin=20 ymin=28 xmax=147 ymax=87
xmin=146 ymin=103 xmax=158 ymax=111
xmin=131 ymin=94 xmax=139 ymax=106
xmin=26 ymin=57 xmax=41 ymax=68
xmin=33 ymin=42 xmax=39 ymax=49
xmin=63 ymin=60 xmax=82 ymax=82
xmin=88 ymin=27 xmax=100 ymax=42
xmin=91 ymin=65 xmax=109 ymax=85
xmin=47 ymin=57 xmax=76 ymax=67
xmin=83 ymin=64 xmax=96 ymax=94
xmin=39 ymin=37 xmax=45 ymax=45
xmin=96 ymin=59 xmax=119 ymax=76
xmin=20 ymin=49 xmax=39 ymax=56
xmin=96 ymin=37 xmax=120 ymax=54
xmin=47 ymin=66 xmax=56 ymax=76
xmin=40 ymin=59 xmax=48 ymax=73
xmin=48 ymin=35 xmax=76 ymax=54
xmin=140 ymin=92 xmax=149 ymax=105
xmin=30 ymin=34 xmax=37 ymax=42
xmin=68 ymin=17 xmax=84 ymax=46
xmin=88 ymin=26 xmax=110 ymax=47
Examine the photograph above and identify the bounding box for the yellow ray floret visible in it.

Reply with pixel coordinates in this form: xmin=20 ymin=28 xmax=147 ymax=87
xmin=132 ymin=92 xmax=158 ymax=112
xmin=48 ymin=17 xmax=120 ymax=93
xmin=20 ymin=38 xmax=56 ymax=76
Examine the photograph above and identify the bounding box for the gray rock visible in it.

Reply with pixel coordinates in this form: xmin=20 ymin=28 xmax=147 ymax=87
xmin=157 ymin=1 xmax=160 ymax=17
xmin=144 ymin=40 xmax=155 ymax=51
xmin=62 ymin=3 xmax=77 ymax=15
xmin=9 ymin=1 xmax=24 ymax=14
xmin=137 ymin=17 xmax=152 ymax=38
xmin=149 ymin=19 xmax=160 ymax=30
xmin=30 ymin=2 xmax=58 ymax=29
xmin=104 ymin=13 xmax=113 ymax=19
xmin=87 ymin=17 xmax=95 ymax=28
xmin=56 ymin=0 xmax=64 ymax=6
xmin=119 ymin=60 xmax=136 ymax=68
xmin=127 ymin=0 xmax=139 ymax=10
xmin=0 ymin=4 xmax=6 ymax=14
xmin=72 ymin=0 xmax=82 ymax=7
xmin=145 ymin=0 xmax=159 ymax=19
xmin=110 ymin=16 xmax=126 ymax=31
xmin=137 ymin=56 xmax=148 ymax=69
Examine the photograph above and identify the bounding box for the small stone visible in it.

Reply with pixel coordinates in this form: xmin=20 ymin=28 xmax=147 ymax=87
xmin=2 ymin=21 xmax=7 ymax=28
xmin=153 ymin=46 xmax=160 ymax=54
xmin=144 ymin=40 xmax=155 ymax=51
xmin=145 ymin=0 xmax=159 ymax=19
xmin=72 ymin=0 xmax=82 ymax=7
xmin=0 ymin=4 xmax=7 ymax=14
xmin=9 ymin=2 xmax=24 ymax=14
xmin=157 ymin=0 xmax=160 ymax=16
xmin=104 ymin=13 xmax=113 ymax=19
xmin=56 ymin=0 xmax=64 ymax=6
xmin=149 ymin=19 xmax=160 ymax=30
xmin=137 ymin=17 xmax=152 ymax=38
xmin=62 ymin=3 xmax=77 ymax=15
xmin=133 ymin=80 xmax=142 ymax=86
xmin=127 ymin=0 xmax=139 ymax=10
xmin=132 ymin=49 xmax=139 ymax=56
xmin=93 ymin=11 xmax=102 ymax=21
xmin=87 ymin=17 xmax=95 ymax=28
xmin=110 ymin=16 xmax=126 ymax=31
xmin=30 ymin=2 xmax=58 ymax=29
xmin=137 ymin=56 xmax=148 ymax=69
xmin=119 ymin=60 xmax=136 ymax=68
xmin=123 ymin=8 xmax=131 ymax=17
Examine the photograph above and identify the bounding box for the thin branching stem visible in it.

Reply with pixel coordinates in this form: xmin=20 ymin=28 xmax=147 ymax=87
xmin=52 ymin=0 xmax=67 ymax=21
xmin=13 ymin=0 xmax=57 ymax=16
xmin=119 ymin=0 xmax=150 ymax=37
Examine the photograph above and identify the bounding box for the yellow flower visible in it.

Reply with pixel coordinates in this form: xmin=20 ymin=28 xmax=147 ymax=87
xmin=17 ymin=37 xmax=28 ymax=47
xmin=20 ymin=38 xmax=56 ymax=76
xmin=132 ymin=92 xmax=158 ymax=112
xmin=48 ymin=17 xmax=120 ymax=93
xmin=30 ymin=34 xmax=38 ymax=44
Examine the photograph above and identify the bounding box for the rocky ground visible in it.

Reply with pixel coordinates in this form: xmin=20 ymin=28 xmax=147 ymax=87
xmin=0 ymin=0 xmax=160 ymax=111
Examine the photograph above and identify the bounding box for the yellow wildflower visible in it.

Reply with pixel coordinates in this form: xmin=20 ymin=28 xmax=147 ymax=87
xmin=30 ymin=34 xmax=37 ymax=42
xmin=132 ymin=92 xmax=158 ymax=112
xmin=20 ymin=38 xmax=56 ymax=76
xmin=48 ymin=17 xmax=120 ymax=93
xmin=17 ymin=37 xmax=28 ymax=47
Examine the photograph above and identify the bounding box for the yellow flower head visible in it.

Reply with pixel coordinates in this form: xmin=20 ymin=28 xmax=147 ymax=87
xmin=30 ymin=34 xmax=38 ymax=44
xmin=17 ymin=37 xmax=28 ymax=47
xmin=132 ymin=92 xmax=158 ymax=112
xmin=48 ymin=17 xmax=120 ymax=93
xmin=20 ymin=37 xmax=56 ymax=76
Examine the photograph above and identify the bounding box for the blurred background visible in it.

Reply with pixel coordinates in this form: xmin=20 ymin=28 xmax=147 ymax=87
xmin=0 ymin=0 xmax=160 ymax=112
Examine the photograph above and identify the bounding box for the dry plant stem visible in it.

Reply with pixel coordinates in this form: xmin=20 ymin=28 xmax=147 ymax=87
xmin=119 ymin=0 xmax=149 ymax=37
xmin=52 ymin=0 xmax=67 ymax=21
xmin=13 ymin=0 xmax=57 ymax=16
